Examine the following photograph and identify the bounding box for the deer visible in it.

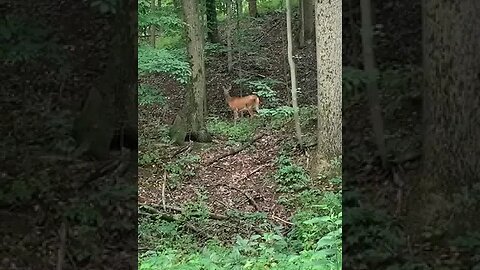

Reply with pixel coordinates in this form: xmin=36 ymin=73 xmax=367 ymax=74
xmin=223 ymin=84 xmax=260 ymax=123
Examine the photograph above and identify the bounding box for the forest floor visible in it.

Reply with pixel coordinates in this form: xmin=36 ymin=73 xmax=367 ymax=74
xmin=138 ymin=11 xmax=331 ymax=243
xmin=141 ymin=6 xmax=472 ymax=269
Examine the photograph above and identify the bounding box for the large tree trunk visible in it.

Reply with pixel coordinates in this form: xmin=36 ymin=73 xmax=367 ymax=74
xmin=286 ymin=0 xmax=303 ymax=147
xmin=360 ymin=0 xmax=387 ymax=168
xmin=206 ymin=0 xmax=220 ymax=43
xmin=302 ymin=0 xmax=315 ymax=43
xmin=248 ymin=0 xmax=257 ymax=17
xmin=408 ymin=0 xmax=480 ymax=235
xmin=170 ymin=0 xmax=211 ymax=144
xmin=73 ymin=0 xmax=137 ymax=159
xmin=313 ymin=0 xmax=342 ymax=172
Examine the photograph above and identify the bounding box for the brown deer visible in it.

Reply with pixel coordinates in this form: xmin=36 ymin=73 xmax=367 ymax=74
xmin=223 ymin=85 xmax=260 ymax=123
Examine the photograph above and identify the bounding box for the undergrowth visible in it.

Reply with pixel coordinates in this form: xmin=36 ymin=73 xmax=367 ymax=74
xmin=207 ymin=116 xmax=260 ymax=143
xmin=139 ymin=154 xmax=342 ymax=270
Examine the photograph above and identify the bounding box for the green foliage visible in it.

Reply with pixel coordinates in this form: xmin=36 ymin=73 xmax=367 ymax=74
xmin=274 ymin=155 xmax=310 ymax=192
xmin=258 ymin=106 xmax=295 ymax=129
xmin=139 ymin=158 xmax=342 ymax=270
xmin=342 ymin=66 xmax=369 ymax=99
xmin=451 ymin=232 xmax=480 ymax=257
xmin=342 ymin=65 xmax=421 ymax=100
xmin=164 ymin=154 xmax=201 ymax=188
xmin=0 ymin=16 xmax=63 ymax=63
xmin=234 ymin=78 xmax=281 ymax=106
xmin=138 ymin=84 xmax=166 ymax=106
xmin=139 ymin=233 xmax=340 ymax=270
xmin=139 ymin=148 xmax=163 ymax=166
xmin=139 ymin=215 xmax=197 ymax=251
xmin=138 ymin=46 xmax=190 ymax=84
xmin=89 ymin=0 xmax=120 ymax=14
xmin=0 ymin=179 xmax=35 ymax=204
xmin=343 ymin=191 xmax=410 ymax=268
xmin=207 ymin=116 xmax=258 ymax=143
xmin=205 ymin=42 xmax=228 ymax=55
xmin=138 ymin=0 xmax=183 ymax=35
xmin=291 ymin=192 xmax=342 ymax=250
xmin=257 ymin=0 xmax=285 ymax=13
xmin=379 ymin=64 xmax=421 ymax=95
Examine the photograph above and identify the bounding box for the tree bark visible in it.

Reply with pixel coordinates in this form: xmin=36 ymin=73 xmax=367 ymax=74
xmin=286 ymin=0 xmax=303 ymax=147
xmin=360 ymin=0 xmax=387 ymax=168
xmin=302 ymin=0 xmax=315 ymax=43
xmin=313 ymin=0 xmax=342 ymax=172
xmin=205 ymin=0 xmax=220 ymax=43
xmin=170 ymin=0 xmax=211 ymax=144
xmin=235 ymin=0 xmax=243 ymax=79
xmin=226 ymin=0 xmax=233 ymax=72
xmin=73 ymin=0 xmax=137 ymax=159
xmin=248 ymin=0 xmax=257 ymax=17
xmin=408 ymin=0 xmax=480 ymax=235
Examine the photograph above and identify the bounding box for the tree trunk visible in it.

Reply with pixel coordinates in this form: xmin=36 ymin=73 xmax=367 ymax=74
xmin=235 ymin=0 xmax=243 ymax=79
xmin=170 ymin=0 xmax=211 ymax=144
xmin=226 ymin=0 xmax=233 ymax=72
xmin=248 ymin=0 xmax=257 ymax=17
xmin=73 ymin=0 xmax=137 ymax=159
xmin=205 ymin=0 xmax=220 ymax=43
xmin=302 ymin=0 xmax=315 ymax=43
xmin=313 ymin=0 xmax=342 ymax=172
xmin=347 ymin=0 xmax=359 ymax=67
xmin=408 ymin=0 xmax=480 ymax=235
xmin=286 ymin=0 xmax=303 ymax=147
xmin=149 ymin=0 xmax=156 ymax=47
xmin=360 ymin=0 xmax=387 ymax=168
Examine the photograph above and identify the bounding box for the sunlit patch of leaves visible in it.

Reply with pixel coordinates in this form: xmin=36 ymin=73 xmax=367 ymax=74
xmin=207 ymin=116 xmax=258 ymax=143
xmin=138 ymin=46 xmax=190 ymax=84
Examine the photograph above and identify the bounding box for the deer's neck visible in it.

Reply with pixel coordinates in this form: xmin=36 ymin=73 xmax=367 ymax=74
xmin=224 ymin=91 xmax=232 ymax=102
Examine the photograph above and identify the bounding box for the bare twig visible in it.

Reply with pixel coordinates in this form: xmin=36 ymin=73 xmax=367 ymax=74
xmin=256 ymin=19 xmax=282 ymax=43
xmin=205 ymin=133 xmax=265 ymax=166
xmin=170 ymin=144 xmax=192 ymax=159
xmin=162 ymin=171 xmax=167 ymax=211
xmin=240 ymin=163 xmax=271 ymax=181
xmin=56 ymin=222 xmax=67 ymax=270
xmin=393 ymin=151 xmax=421 ymax=165
xmin=272 ymin=215 xmax=293 ymax=226
xmin=141 ymin=203 xmax=229 ymax=220
xmin=220 ymin=184 xmax=260 ymax=211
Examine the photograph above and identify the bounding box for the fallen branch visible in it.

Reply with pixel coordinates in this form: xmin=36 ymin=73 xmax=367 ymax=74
xmin=220 ymin=184 xmax=260 ymax=211
xmin=139 ymin=207 xmax=212 ymax=239
xmin=56 ymin=222 xmax=67 ymax=270
xmin=162 ymin=171 xmax=167 ymax=211
xmin=205 ymin=133 xmax=265 ymax=166
xmin=272 ymin=215 xmax=293 ymax=226
xmin=140 ymin=203 xmax=228 ymax=220
xmin=240 ymin=163 xmax=271 ymax=181
xmin=170 ymin=144 xmax=192 ymax=159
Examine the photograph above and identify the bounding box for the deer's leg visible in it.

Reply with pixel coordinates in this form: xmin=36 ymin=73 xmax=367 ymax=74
xmin=247 ymin=108 xmax=254 ymax=118
xmin=233 ymin=110 xmax=239 ymax=124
